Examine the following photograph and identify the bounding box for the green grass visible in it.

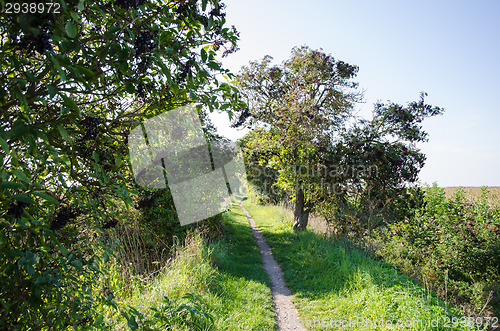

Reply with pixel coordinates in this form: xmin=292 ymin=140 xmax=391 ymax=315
xmin=101 ymin=202 xmax=275 ymax=330
xmin=243 ymin=200 xmax=477 ymax=330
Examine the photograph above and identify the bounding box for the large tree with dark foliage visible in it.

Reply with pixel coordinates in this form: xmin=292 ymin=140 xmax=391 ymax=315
xmin=0 ymin=0 xmax=242 ymax=328
xmin=320 ymin=93 xmax=444 ymax=235
xmin=234 ymin=46 xmax=443 ymax=231
xmin=234 ymin=46 xmax=362 ymax=230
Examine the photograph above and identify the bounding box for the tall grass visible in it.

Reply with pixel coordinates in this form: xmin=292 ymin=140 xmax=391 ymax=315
xmin=97 ymin=203 xmax=275 ymax=330
xmin=243 ymin=201 xmax=478 ymax=330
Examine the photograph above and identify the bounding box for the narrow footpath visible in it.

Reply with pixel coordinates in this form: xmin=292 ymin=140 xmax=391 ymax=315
xmin=240 ymin=202 xmax=306 ymax=331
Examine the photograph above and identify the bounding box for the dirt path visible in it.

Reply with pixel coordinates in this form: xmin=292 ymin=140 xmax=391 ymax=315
xmin=240 ymin=202 xmax=306 ymax=331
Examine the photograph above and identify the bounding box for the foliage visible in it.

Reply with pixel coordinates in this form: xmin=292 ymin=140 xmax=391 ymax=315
xmin=237 ymin=128 xmax=288 ymax=204
xmin=312 ymin=92 xmax=443 ymax=236
xmin=117 ymin=294 xmax=215 ymax=331
xmin=133 ymin=106 xmax=228 ymax=248
xmin=330 ymin=93 xmax=443 ymax=189
xmin=0 ymin=0 xmax=242 ymax=328
xmin=136 ymin=186 xmax=225 ymax=250
xmin=234 ymin=46 xmax=362 ymax=230
xmin=380 ymin=184 xmax=500 ymax=318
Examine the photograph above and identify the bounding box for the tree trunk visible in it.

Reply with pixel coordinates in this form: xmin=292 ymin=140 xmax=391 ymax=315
xmin=292 ymin=185 xmax=309 ymax=231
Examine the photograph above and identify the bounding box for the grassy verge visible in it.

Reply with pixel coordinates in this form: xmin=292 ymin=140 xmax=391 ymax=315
xmin=379 ymin=185 xmax=500 ymax=319
xmin=243 ymin=200 xmax=477 ymax=330
xmin=100 ymin=202 xmax=275 ymax=330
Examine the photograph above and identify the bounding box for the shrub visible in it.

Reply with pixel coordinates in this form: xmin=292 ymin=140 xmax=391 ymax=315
xmin=380 ymin=184 xmax=500 ymax=318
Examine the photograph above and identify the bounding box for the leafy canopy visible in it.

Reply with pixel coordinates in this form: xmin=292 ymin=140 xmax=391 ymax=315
xmin=0 ymin=0 xmax=242 ymax=328
xmin=236 ymin=46 xmax=444 ymax=230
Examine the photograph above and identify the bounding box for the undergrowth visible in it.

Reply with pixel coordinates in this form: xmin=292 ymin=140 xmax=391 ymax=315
xmin=379 ymin=185 xmax=500 ymax=322
xmin=96 ymin=203 xmax=275 ymax=330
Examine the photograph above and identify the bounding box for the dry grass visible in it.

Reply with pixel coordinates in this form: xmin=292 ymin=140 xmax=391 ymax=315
xmin=108 ymin=205 xmax=172 ymax=285
xmin=443 ymin=186 xmax=500 ymax=205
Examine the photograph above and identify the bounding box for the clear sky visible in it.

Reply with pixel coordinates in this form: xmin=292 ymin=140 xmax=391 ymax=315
xmin=209 ymin=0 xmax=500 ymax=187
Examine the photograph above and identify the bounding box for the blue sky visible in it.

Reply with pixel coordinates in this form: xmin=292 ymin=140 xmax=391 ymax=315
xmin=210 ymin=0 xmax=500 ymax=187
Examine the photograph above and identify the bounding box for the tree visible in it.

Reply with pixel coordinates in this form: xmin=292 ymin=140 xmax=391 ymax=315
xmin=235 ymin=47 xmax=444 ymax=232
xmin=0 ymin=0 xmax=242 ymax=328
xmin=234 ymin=46 xmax=362 ymax=230
xmin=319 ymin=93 xmax=444 ymax=236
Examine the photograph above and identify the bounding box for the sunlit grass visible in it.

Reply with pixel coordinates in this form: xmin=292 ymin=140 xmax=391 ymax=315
xmin=243 ymin=200 xmax=476 ymax=330
xmin=101 ymin=202 xmax=275 ymax=330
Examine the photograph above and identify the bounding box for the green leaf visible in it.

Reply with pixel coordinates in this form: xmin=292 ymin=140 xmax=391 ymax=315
xmin=0 ymin=181 xmax=25 ymax=190
xmin=66 ymin=20 xmax=77 ymax=38
xmin=119 ymin=61 xmax=128 ymax=74
xmin=201 ymin=48 xmax=207 ymax=62
xmin=78 ymin=0 xmax=85 ymax=11
xmin=106 ymin=26 xmax=121 ymax=35
xmin=114 ymin=155 xmax=123 ymax=167
xmin=57 ymin=124 xmax=72 ymax=143
xmin=208 ymin=15 xmax=213 ymax=29
xmin=125 ymin=82 xmax=135 ymax=94
xmin=12 ymin=170 xmax=30 ymax=184
xmin=13 ymin=194 xmax=36 ymax=205
xmin=32 ymin=191 xmax=59 ymax=205
xmin=47 ymin=84 xmax=57 ymax=99
xmin=10 ymin=121 xmax=28 ymax=139
xmin=61 ymin=95 xmax=80 ymax=112
xmin=125 ymin=28 xmax=134 ymax=39
xmin=74 ymin=65 xmax=95 ymax=78
xmin=103 ymin=251 xmax=109 ymax=263
xmin=59 ymin=246 xmax=70 ymax=258
xmin=25 ymin=72 xmax=36 ymax=82
xmin=0 ymin=137 xmax=9 ymax=153
xmin=52 ymin=57 xmax=66 ymax=82
xmin=70 ymin=11 xmax=80 ymax=23
xmin=219 ymin=82 xmax=231 ymax=91
xmin=54 ymin=53 xmax=72 ymax=66
xmin=35 ymin=130 xmax=49 ymax=144
xmin=70 ymin=260 xmax=83 ymax=269
xmin=26 ymin=265 xmax=35 ymax=276
xmin=127 ymin=315 xmax=138 ymax=330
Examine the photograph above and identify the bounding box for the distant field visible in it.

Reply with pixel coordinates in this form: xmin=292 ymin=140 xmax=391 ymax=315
xmin=443 ymin=186 xmax=500 ymax=203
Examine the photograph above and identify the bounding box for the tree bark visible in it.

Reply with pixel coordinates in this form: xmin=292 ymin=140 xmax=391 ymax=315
xmin=292 ymin=185 xmax=309 ymax=231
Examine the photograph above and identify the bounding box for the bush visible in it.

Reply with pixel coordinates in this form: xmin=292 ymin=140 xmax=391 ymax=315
xmin=321 ymin=186 xmax=426 ymax=239
xmin=135 ymin=187 xmax=224 ymax=248
xmin=0 ymin=192 xmax=116 ymax=329
xmin=380 ymin=184 xmax=500 ymax=318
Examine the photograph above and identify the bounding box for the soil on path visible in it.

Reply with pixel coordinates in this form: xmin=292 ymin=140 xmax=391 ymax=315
xmin=240 ymin=202 xmax=306 ymax=331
